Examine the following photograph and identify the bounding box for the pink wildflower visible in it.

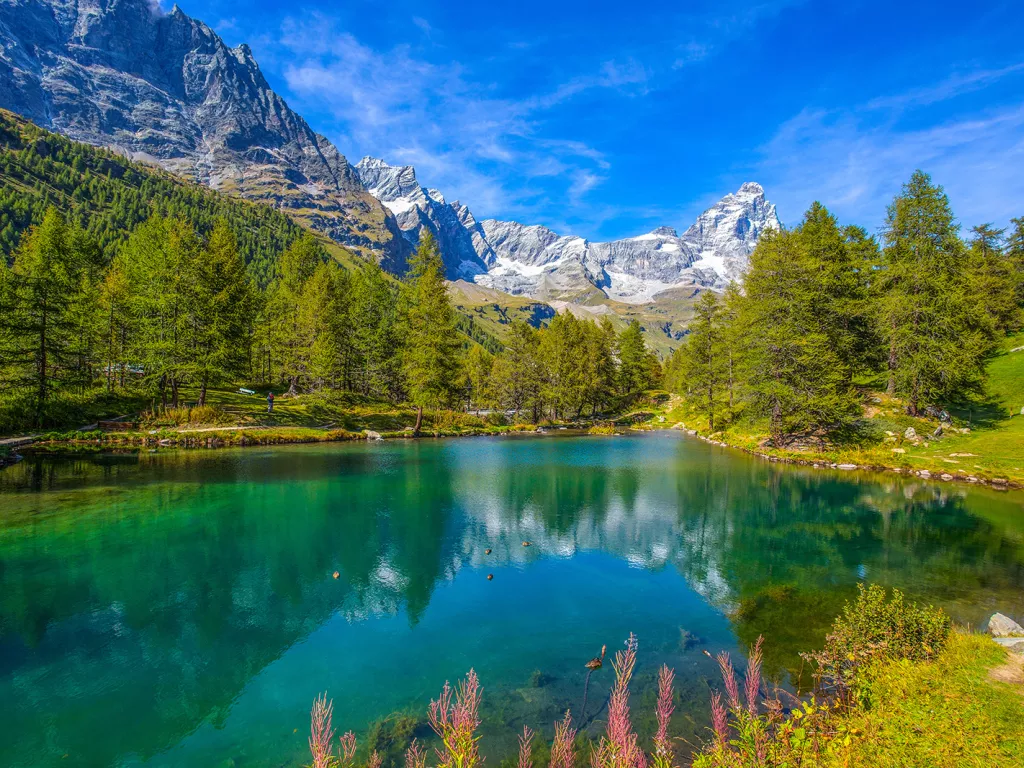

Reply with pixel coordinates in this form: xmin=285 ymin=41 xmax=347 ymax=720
xmin=309 ymin=692 xmax=337 ymax=768
xmin=745 ymin=637 xmax=764 ymax=716
xmin=429 ymin=669 xmax=483 ymax=768
xmin=715 ymin=651 xmax=741 ymax=710
xmin=518 ymin=725 xmax=534 ymax=768
xmin=405 ymin=739 xmax=428 ymax=768
xmin=593 ymin=634 xmax=644 ymax=768
xmin=550 ymin=710 xmax=577 ymax=768
xmin=653 ymin=665 xmax=675 ymax=768
xmin=710 ymin=691 xmax=728 ymax=748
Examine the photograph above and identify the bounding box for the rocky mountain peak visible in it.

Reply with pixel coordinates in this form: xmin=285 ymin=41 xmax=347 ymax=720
xmin=0 ymin=0 xmax=410 ymax=269
xmin=648 ymin=226 xmax=679 ymax=238
xmin=356 ymin=156 xmax=781 ymax=301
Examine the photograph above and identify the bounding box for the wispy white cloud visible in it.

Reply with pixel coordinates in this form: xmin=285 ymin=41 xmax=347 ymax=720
xmin=757 ymin=100 xmax=1024 ymax=230
xmin=411 ymin=16 xmax=432 ymax=36
xmin=866 ymin=62 xmax=1024 ymax=111
xmin=278 ymin=13 xmax=644 ymax=223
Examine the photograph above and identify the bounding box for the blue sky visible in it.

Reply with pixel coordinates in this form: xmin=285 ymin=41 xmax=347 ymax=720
xmin=176 ymin=0 xmax=1024 ymax=241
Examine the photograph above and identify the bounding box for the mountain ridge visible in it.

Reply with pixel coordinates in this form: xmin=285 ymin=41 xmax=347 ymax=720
xmin=354 ymin=156 xmax=781 ymax=303
xmin=0 ymin=0 xmax=411 ymax=270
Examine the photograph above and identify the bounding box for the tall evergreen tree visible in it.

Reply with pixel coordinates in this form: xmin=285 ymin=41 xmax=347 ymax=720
xmin=617 ymin=320 xmax=658 ymax=396
xmin=351 ymin=261 xmax=402 ymax=400
xmin=118 ymin=216 xmax=198 ymax=408
xmin=7 ymin=208 xmax=90 ymax=422
xmin=877 ymin=171 xmax=992 ymax=414
xmin=582 ymin=317 xmax=618 ymax=415
xmin=189 ymin=220 xmax=252 ymax=405
xmin=539 ymin=312 xmax=588 ymax=419
xmin=739 ymin=228 xmax=860 ymax=443
xmin=268 ymin=233 xmax=324 ymax=394
xmin=300 ymin=262 xmax=349 ymax=390
xmin=678 ymin=291 xmax=726 ymax=431
xmin=98 ymin=264 xmax=131 ymax=392
xmin=491 ymin=320 xmax=543 ymax=421
xmin=1007 ymin=216 xmax=1024 ymax=308
xmin=968 ymin=224 xmax=1020 ymax=334
xmin=401 ymin=233 xmax=461 ymax=433
xmin=463 ymin=345 xmax=494 ymax=414
xmin=797 ymin=202 xmax=873 ymax=377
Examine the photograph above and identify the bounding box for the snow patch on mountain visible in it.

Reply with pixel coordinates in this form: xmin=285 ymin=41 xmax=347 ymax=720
xmin=356 ymin=157 xmax=780 ymax=302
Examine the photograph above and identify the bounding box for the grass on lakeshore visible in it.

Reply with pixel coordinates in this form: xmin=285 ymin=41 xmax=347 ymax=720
xmin=821 ymin=632 xmax=1024 ymax=767
xmin=650 ymin=332 xmax=1024 ymax=484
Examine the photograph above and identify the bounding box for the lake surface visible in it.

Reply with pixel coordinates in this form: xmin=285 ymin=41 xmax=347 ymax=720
xmin=1 ymin=433 xmax=1023 ymax=767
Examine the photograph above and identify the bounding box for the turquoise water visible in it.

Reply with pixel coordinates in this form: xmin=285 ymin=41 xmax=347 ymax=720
xmin=1 ymin=433 xmax=1023 ymax=767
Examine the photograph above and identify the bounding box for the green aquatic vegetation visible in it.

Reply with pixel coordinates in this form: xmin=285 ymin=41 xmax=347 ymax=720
xmin=365 ymin=713 xmax=424 ymax=768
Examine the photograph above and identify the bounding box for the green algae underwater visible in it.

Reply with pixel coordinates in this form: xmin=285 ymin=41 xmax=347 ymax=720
xmin=1 ymin=433 xmax=1022 ymax=767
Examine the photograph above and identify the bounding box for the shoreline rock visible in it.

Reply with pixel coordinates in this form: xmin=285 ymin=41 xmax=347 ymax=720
xmin=683 ymin=432 xmax=1021 ymax=490
xmin=985 ymin=612 xmax=1024 ymax=638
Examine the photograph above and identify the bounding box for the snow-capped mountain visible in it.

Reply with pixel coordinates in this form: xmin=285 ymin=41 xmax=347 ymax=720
xmin=355 ymin=157 xmax=492 ymax=276
xmin=357 ymin=158 xmax=781 ymax=302
xmin=0 ymin=0 xmax=778 ymax=301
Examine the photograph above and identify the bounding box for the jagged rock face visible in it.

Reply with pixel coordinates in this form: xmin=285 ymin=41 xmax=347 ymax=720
xmin=0 ymin=0 xmax=409 ymax=269
xmin=678 ymin=182 xmax=779 ymax=284
xmin=355 ymin=156 xmax=489 ymax=277
xmin=359 ymin=157 xmax=781 ymax=302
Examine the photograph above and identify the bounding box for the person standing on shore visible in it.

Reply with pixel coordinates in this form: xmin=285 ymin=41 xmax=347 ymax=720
xmin=267 ymin=391 xmax=275 ymax=414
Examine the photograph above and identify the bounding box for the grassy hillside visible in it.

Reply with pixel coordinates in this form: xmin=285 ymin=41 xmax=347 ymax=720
xmin=448 ymin=280 xmax=556 ymax=340
xmin=651 ymin=332 xmax=1024 ymax=484
xmin=569 ymin=285 xmax=700 ymax=357
xmin=0 ymin=109 xmax=366 ymax=283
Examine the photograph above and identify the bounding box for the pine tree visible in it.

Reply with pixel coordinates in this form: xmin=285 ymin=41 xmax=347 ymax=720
xmin=1007 ymin=217 xmax=1024 ymax=308
xmin=582 ymin=317 xmax=618 ymax=415
xmin=351 ymin=261 xmax=402 ymax=400
xmin=797 ymin=202 xmax=873 ymax=377
xmin=98 ymin=264 xmax=131 ymax=392
xmin=7 ymin=208 xmax=89 ymax=422
xmin=967 ymin=224 xmax=1020 ymax=334
xmin=300 ymin=262 xmax=349 ymax=390
xmin=679 ymin=291 xmax=726 ymax=431
xmin=877 ymin=171 xmax=993 ymax=414
xmin=491 ymin=320 xmax=543 ymax=421
xmin=539 ymin=312 xmax=588 ymax=420
xmin=617 ymin=320 xmax=658 ymax=396
xmin=118 ymin=216 xmax=198 ymax=408
xmin=189 ymin=220 xmax=252 ymax=405
xmin=270 ymin=233 xmax=324 ymax=394
xmin=463 ymin=345 xmax=494 ymax=414
xmin=739 ymin=227 xmax=860 ymax=444
xmin=400 ymin=233 xmax=461 ymax=433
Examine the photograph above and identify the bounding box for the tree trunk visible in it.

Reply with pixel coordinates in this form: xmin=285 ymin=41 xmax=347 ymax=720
xmin=198 ymin=373 xmax=208 ymax=407
xmin=106 ymin=305 xmax=115 ymax=392
xmin=887 ymin=341 xmax=897 ymax=395
xmin=708 ymin=381 xmax=714 ymax=433
xmin=119 ymin=325 xmax=126 ymax=388
xmin=171 ymin=378 xmax=179 ymax=409
xmin=414 ymin=405 xmax=423 ymax=435
xmin=287 ymin=375 xmax=298 ymax=396
xmin=728 ymin=353 xmax=734 ymax=412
